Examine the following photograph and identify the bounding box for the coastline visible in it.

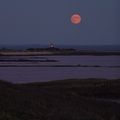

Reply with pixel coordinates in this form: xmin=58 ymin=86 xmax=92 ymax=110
xmin=0 ymin=49 xmax=120 ymax=56
xmin=0 ymin=64 xmax=119 ymax=68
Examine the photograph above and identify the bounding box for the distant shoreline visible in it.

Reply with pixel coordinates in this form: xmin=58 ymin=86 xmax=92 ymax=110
xmin=0 ymin=50 xmax=120 ymax=56
xmin=0 ymin=64 xmax=120 ymax=68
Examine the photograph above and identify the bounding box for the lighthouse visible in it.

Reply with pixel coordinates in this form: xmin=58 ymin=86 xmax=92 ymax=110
xmin=49 ymin=43 xmax=55 ymax=48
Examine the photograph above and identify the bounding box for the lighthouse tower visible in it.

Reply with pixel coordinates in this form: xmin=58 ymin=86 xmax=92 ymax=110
xmin=49 ymin=43 xmax=55 ymax=48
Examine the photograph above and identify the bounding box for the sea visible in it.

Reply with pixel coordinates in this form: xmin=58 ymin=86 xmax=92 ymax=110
xmin=0 ymin=45 xmax=120 ymax=83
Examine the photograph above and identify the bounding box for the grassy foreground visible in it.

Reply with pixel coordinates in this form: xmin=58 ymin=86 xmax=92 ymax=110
xmin=0 ymin=78 xmax=120 ymax=120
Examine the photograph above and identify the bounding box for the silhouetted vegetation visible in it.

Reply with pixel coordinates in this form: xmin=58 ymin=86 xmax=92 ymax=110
xmin=0 ymin=78 xmax=120 ymax=120
xmin=0 ymin=47 xmax=120 ymax=56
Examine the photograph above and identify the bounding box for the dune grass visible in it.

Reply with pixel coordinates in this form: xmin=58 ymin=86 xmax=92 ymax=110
xmin=0 ymin=78 xmax=120 ymax=120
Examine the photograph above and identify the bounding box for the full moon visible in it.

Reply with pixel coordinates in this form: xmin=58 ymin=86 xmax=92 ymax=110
xmin=71 ymin=14 xmax=81 ymax=24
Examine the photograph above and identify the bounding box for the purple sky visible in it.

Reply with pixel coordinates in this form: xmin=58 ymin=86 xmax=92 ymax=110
xmin=0 ymin=0 xmax=119 ymax=45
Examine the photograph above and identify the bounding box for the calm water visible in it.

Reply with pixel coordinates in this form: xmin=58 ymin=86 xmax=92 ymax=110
xmin=0 ymin=56 xmax=120 ymax=83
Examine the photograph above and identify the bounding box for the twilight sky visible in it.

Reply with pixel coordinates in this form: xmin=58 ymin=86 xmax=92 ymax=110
xmin=0 ymin=0 xmax=119 ymax=45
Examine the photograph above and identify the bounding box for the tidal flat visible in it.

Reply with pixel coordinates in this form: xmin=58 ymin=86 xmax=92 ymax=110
xmin=0 ymin=55 xmax=120 ymax=83
xmin=0 ymin=78 xmax=120 ymax=120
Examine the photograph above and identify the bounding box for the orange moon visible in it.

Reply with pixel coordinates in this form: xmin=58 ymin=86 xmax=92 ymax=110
xmin=71 ymin=14 xmax=81 ymax=24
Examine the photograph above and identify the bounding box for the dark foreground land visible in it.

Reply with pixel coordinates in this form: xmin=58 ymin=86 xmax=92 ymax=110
xmin=0 ymin=78 xmax=120 ymax=120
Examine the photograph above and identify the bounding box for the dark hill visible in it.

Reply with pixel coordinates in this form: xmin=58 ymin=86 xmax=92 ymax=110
xmin=0 ymin=79 xmax=120 ymax=120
